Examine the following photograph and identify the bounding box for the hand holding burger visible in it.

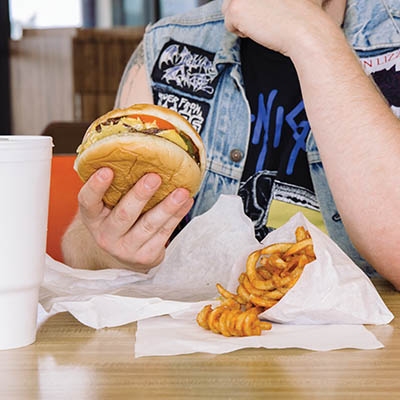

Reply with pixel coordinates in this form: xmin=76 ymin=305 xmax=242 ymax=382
xmin=74 ymin=103 xmax=206 ymax=212
xmin=61 ymin=104 xmax=205 ymax=272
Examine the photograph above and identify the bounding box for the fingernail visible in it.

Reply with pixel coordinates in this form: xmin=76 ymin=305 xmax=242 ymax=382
xmin=97 ymin=168 xmax=111 ymax=181
xmin=171 ymin=189 xmax=190 ymax=205
xmin=143 ymin=174 xmax=161 ymax=190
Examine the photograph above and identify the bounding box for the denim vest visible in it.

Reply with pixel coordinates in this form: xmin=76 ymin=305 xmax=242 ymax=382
xmin=140 ymin=0 xmax=400 ymax=275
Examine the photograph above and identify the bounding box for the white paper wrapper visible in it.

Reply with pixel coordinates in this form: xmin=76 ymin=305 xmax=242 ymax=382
xmin=257 ymin=213 xmax=393 ymax=325
xmin=135 ymin=316 xmax=384 ymax=358
xmin=39 ymin=195 xmax=394 ymax=354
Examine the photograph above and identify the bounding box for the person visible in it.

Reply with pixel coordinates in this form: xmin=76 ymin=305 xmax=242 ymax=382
xmin=62 ymin=0 xmax=400 ymax=290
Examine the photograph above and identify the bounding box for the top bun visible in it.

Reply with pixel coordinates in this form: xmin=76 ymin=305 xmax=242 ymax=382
xmin=74 ymin=103 xmax=206 ymax=212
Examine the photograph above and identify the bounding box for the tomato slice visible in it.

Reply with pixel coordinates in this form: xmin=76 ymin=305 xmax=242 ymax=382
xmin=127 ymin=114 xmax=175 ymax=130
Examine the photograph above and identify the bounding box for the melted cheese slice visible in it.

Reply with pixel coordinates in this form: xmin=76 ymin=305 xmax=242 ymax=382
xmin=157 ymin=129 xmax=188 ymax=151
xmin=78 ymin=117 xmax=188 ymax=154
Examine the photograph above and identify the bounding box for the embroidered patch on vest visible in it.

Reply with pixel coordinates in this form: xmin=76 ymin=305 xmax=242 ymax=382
xmin=154 ymin=89 xmax=210 ymax=133
xmin=152 ymin=40 xmax=219 ymax=99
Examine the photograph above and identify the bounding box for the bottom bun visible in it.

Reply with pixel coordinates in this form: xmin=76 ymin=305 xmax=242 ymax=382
xmin=74 ymin=133 xmax=203 ymax=212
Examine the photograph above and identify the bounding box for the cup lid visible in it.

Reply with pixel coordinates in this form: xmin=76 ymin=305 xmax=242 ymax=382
xmin=0 ymin=136 xmax=53 ymax=162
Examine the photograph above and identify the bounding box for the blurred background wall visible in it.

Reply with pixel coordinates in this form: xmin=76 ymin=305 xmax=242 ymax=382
xmin=0 ymin=0 xmax=11 ymax=134
xmin=1 ymin=0 xmax=211 ymax=136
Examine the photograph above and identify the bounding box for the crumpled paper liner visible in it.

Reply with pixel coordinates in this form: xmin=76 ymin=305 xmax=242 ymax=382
xmin=39 ymin=195 xmax=259 ymax=327
xmin=39 ymin=195 xmax=394 ymax=354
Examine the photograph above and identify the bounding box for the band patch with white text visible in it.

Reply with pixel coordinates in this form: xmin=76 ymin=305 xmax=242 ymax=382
xmin=154 ymin=90 xmax=210 ymax=133
xmin=152 ymin=40 xmax=219 ymax=99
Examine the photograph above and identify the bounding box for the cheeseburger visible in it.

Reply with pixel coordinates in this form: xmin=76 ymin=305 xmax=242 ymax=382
xmin=74 ymin=103 xmax=206 ymax=212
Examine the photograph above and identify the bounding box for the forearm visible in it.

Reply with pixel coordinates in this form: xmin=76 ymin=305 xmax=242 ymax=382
xmin=289 ymin=19 xmax=400 ymax=288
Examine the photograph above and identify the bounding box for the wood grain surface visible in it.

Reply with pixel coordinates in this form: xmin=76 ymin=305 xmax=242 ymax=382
xmin=0 ymin=278 xmax=399 ymax=399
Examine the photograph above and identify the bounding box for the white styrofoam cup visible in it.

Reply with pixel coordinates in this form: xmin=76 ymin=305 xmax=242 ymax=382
xmin=0 ymin=135 xmax=53 ymax=350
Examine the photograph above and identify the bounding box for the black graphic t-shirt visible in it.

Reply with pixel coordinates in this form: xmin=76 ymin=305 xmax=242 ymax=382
xmin=360 ymin=49 xmax=400 ymax=119
xmin=239 ymin=38 xmax=324 ymax=241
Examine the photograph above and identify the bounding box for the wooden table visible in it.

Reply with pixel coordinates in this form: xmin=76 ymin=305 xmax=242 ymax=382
xmin=0 ymin=278 xmax=399 ymax=399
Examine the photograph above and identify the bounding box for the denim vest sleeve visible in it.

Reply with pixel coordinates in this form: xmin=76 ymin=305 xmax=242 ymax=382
xmin=343 ymin=0 xmax=400 ymax=51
